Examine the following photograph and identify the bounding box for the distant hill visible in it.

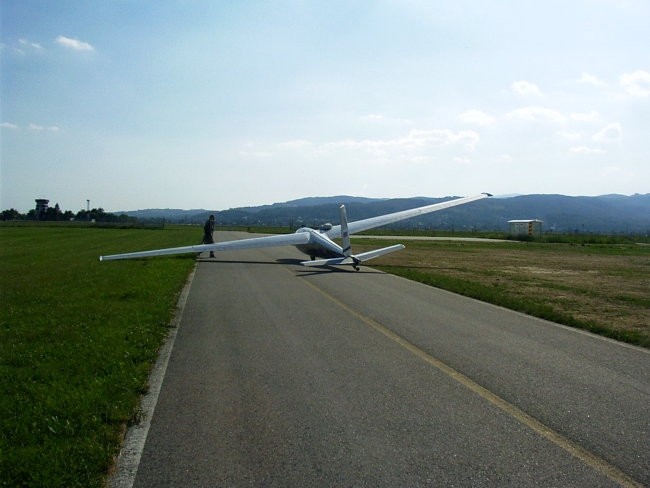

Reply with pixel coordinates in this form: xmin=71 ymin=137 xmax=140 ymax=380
xmin=115 ymin=208 xmax=207 ymax=221
xmin=120 ymin=194 xmax=650 ymax=234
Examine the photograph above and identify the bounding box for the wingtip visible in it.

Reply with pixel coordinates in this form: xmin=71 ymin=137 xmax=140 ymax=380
xmin=482 ymin=192 xmax=493 ymax=197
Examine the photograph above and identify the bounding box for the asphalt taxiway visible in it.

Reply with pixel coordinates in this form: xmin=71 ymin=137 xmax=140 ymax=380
xmin=112 ymin=231 xmax=649 ymax=487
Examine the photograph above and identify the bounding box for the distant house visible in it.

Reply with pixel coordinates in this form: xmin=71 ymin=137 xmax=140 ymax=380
xmin=508 ymin=219 xmax=543 ymax=238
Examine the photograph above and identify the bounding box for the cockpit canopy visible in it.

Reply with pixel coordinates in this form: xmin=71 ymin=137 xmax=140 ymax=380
xmin=319 ymin=223 xmax=332 ymax=232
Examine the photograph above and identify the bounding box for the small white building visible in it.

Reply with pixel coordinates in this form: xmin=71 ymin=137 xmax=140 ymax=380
xmin=508 ymin=219 xmax=543 ymax=238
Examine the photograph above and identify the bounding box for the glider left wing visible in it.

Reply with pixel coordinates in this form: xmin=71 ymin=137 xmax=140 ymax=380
xmin=99 ymin=231 xmax=311 ymax=261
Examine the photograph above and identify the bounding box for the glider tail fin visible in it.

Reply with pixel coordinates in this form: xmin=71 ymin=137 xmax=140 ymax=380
xmin=302 ymin=205 xmax=406 ymax=269
xmin=339 ymin=204 xmax=352 ymax=257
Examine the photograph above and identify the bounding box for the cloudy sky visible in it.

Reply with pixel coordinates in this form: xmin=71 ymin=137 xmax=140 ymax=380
xmin=1 ymin=1 xmax=649 ymax=212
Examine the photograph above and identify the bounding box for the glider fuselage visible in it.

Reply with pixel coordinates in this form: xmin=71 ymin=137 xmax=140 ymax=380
xmin=294 ymin=227 xmax=343 ymax=259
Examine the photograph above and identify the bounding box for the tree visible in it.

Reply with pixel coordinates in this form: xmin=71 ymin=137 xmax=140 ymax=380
xmin=44 ymin=205 xmax=61 ymax=221
xmin=1 ymin=208 xmax=22 ymax=220
xmin=1 ymin=205 xmax=137 ymax=224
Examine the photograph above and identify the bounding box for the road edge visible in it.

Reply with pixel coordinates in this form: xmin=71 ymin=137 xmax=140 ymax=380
xmin=108 ymin=263 xmax=197 ymax=488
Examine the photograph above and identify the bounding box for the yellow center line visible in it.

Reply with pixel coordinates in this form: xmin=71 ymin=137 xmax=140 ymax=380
xmin=298 ymin=275 xmax=642 ymax=488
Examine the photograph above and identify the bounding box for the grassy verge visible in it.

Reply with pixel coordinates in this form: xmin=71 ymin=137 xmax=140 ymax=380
xmin=0 ymin=226 xmax=197 ymax=487
xmin=363 ymin=238 xmax=650 ymax=348
xmin=357 ymin=228 xmax=650 ymax=244
xmin=377 ymin=265 xmax=647 ymax=347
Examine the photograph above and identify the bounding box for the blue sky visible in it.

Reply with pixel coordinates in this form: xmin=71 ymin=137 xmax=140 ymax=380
xmin=2 ymin=1 xmax=649 ymax=212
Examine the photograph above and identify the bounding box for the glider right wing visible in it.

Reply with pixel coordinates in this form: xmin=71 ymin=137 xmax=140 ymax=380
xmin=325 ymin=193 xmax=491 ymax=239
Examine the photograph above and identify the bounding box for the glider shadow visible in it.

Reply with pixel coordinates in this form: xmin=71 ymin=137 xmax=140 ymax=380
xmin=197 ymin=257 xmax=384 ymax=274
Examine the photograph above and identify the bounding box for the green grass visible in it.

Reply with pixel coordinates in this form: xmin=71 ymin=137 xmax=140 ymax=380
xmin=0 ymin=226 xmax=198 ymax=487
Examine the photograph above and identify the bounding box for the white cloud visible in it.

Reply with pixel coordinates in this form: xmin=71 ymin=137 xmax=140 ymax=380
xmin=360 ymin=113 xmax=412 ymax=125
xmin=507 ymin=107 xmax=599 ymax=126
xmin=457 ymin=109 xmax=496 ymax=126
xmin=1 ymin=122 xmax=19 ymax=129
xmin=278 ymin=140 xmax=312 ymax=149
xmin=592 ymin=123 xmax=623 ymax=142
xmin=569 ymin=146 xmax=605 ymax=155
xmin=327 ymin=129 xmax=480 ymax=153
xmin=27 ymin=123 xmax=60 ymax=132
xmin=405 ymin=129 xmax=480 ymax=151
xmin=2 ymin=38 xmax=43 ymax=56
xmin=239 ymin=150 xmax=272 ymax=158
xmin=599 ymin=165 xmax=635 ymax=182
xmin=361 ymin=114 xmax=385 ymax=122
xmin=306 ymin=128 xmax=483 ymax=166
xmin=619 ymin=70 xmax=650 ymax=97
xmin=557 ymin=131 xmax=582 ymax=140
xmin=507 ymin=106 xmax=566 ymax=123
xmin=55 ymin=35 xmax=94 ymax=52
xmin=453 ymin=156 xmax=471 ymax=165
xmin=601 ymin=165 xmax=633 ymax=179
xmin=19 ymin=38 xmax=43 ymax=50
xmin=569 ymin=111 xmax=600 ymax=122
xmin=512 ymin=80 xmax=542 ymax=96
xmin=577 ymin=72 xmax=606 ymax=87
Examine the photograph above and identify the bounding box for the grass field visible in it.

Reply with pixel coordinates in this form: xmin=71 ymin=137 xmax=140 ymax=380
xmin=1 ymin=226 xmax=648 ymax=487
xmin=0 ymin=226 xmax=197 ymax=487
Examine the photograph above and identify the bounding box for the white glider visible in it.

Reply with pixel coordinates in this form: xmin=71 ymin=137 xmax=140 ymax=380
xmin=100 ymin=193 xmax=491 ymax=269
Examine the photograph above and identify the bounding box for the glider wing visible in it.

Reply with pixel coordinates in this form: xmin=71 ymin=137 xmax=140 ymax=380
xmin=99 ymin=232 xmax=311 ymax=261
xmin=326 ymin=193 xmax=491 ymax=239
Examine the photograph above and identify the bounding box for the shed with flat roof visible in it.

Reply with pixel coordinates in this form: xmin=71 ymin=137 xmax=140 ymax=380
xmin=508 ymin=219 xmax=543 ymax=237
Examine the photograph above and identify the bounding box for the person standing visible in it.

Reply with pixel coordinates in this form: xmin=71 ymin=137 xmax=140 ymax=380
xmin=202 ymin=214 xmax=215 ymax=258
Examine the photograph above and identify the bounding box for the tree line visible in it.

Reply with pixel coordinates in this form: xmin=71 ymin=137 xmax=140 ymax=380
xmin=1 ymin=204 xmax=135 ymax=223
